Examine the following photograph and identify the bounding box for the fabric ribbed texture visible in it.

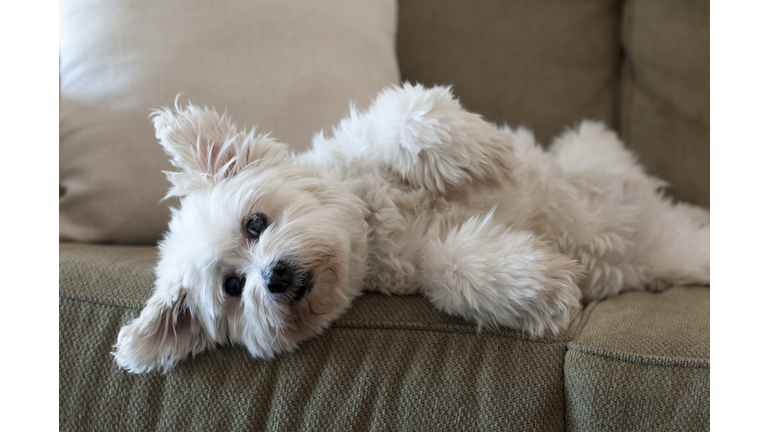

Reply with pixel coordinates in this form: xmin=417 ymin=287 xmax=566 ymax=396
xmin=60 ymin=243 xmax=591 ymax=431
xmin=565 ymin=287 xmax=710 ymax=431
xmin=59 ymin=243 xmax=157 ymax=307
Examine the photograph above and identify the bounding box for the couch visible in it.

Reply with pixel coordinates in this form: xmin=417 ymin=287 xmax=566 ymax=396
xmin=60 ymin=0 xmax=709 ymax=430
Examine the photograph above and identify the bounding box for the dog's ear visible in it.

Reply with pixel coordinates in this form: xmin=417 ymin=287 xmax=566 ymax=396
xmin=112 ymin=289 xmax=214 ymax=373
xmin=151 ymin=102 xmax=289 ymax=197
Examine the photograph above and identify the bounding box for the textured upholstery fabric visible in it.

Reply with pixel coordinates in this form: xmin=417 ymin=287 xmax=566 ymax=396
xmin=620 ymin=0 xmax=710 ymax=207
xmin=397 ymin=0 xmax=622 ymax=146
xmin=60 ymin=243 xmax=593 ymax=431
xmin=59 ymin=0 xmax=399 ymax=244
xmin=565 ymin=287 xmax=710 ymax=431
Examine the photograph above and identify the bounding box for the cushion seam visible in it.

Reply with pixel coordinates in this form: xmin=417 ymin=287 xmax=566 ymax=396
xmin=60 ymin=291 xmax=144 ymax=310
xmin=60 ymin=294 xmax=141 ymax=311
xmin=566 ymin=343 xmax=709 ymax=368
xmin=568 ymin=300 xmax=599 ymax=343
xmin=620 ymin=0 xmax=637 ymax=145
xmin=332 ymin=322 xmax=571 ymax=344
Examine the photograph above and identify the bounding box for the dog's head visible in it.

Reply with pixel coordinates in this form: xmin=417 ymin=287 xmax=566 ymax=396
xmin=113 ymin=103 xmax=368 ymax=373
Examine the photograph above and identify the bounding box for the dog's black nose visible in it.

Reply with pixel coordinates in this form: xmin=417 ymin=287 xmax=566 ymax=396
xmin=267 ymin=260 xmax=294 ymax=294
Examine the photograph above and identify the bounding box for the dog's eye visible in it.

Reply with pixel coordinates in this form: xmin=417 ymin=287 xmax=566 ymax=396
xmin=245 ymin=214 xmax=269 ymax=239
xmin=224 ymin=276 xmax=244 ymax=296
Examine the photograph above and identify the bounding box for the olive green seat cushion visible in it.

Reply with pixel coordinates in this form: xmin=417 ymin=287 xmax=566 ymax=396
xmin=565 ymin=287 xmax=710 ymax=431
xmin=60 ymin=245 xmax=709 ymax=431
xmin=60 ymin=243 xmax=592 ymax=431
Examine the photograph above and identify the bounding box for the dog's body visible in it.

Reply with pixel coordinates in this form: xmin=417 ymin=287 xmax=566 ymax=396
xmin=113 ymin=84 xmax=709 ymax=373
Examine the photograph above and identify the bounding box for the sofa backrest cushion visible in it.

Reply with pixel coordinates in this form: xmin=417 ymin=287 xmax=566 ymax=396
xmin=398 ymin=0 xmax=709 ymax=207
xmin=59 ymin=0 xmax=399 ymax=244
xmin=397 ymin=0 xmax=622 ymax=146
xmin=620 ymin=0 xmax=709 ymax=207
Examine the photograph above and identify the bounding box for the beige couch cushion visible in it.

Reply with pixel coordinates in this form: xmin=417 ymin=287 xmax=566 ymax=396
xmin=565 ymin=287 xmax=710 ymax=431
xmin=60 ymin=243 xmax=591 ymax=431
xmin=620 ymin=0 xmax=710 ymax=207
xmin=398 ymin=0 xmax=709 ymax=208
xmin=397 ymin=0 xmax=621 ymax=145
xmin=59 ymin=0 xmax=399 ymax=244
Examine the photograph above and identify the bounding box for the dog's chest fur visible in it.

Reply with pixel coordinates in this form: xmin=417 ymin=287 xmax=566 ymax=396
xmin=342 ymin=166 xmax=524 ymax=296
xmin=334 ymin=151 xmax=644 ymax=300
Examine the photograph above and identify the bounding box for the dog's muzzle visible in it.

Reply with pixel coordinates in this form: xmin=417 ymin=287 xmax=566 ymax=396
xmin=266 ymin=259 xmax=314 ymax=301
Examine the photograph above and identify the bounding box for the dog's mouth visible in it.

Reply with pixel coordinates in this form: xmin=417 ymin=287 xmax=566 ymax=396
xmin=292 ymin=269 xmax=314 ymax=301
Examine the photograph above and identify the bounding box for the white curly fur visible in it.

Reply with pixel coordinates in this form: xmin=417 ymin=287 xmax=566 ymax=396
xmin=113 ymin=83 xmax=709 ymax=373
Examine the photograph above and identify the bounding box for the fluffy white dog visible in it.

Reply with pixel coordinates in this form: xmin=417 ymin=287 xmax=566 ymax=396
xmin=113 ymin=84 xmax=710 ymax=373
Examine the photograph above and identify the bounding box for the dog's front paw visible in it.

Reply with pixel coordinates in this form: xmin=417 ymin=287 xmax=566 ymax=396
xmin=112 ymin=296 xmax=213 ymax=374
xmin=420 ymin=216 xmax=584 ymax=336
xmin=327 ymin=83 xmax=518 ymax=193
xmin=112 ymin=319 xmax=165 ymax=374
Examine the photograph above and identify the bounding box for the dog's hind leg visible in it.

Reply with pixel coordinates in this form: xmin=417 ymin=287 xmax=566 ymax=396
xmin=548 ymin=120 xmax=646 ymax=180
xmin=417 ymin=213 xmax=584 ymax=336
xmin=631 ymin=200 xmax=710 ymax=291
xmin=576 ymin=193 xmax=710 ymax=302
